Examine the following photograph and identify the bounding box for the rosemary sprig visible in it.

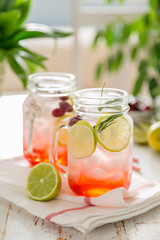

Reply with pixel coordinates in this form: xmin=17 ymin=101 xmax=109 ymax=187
xmin=101 ymin=82 xmax=105 ymax=97
xmin=97 ymin=114 xmax=122 ymax=133
xmin=98 ymin=98 xmax=121 ymax=111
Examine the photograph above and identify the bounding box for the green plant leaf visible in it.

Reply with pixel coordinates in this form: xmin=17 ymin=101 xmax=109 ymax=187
xmin=51 ymin=29 xmax=73 ymax=38
xmin=150 ymin=0 xmax=159 ymax=9
xmin=132 ymin=60 xmax=148 ymax=96
xmin=92 ymin=29 xmax=104 ymax=48
xmin=0 ymin=0 xmax=6 ymax=11
xmin=15 ymin=0 xmax=31 ymax=26
xmin=0 ymin=0 xmax=17 ymax=11
xmin=149 ymin=78 xmax=159 ymax=99
xmin=115 ymin=51 xmax=123 ymax=69
xmin=95 ymin=63 xmax=103 ymax=81
xmin=138 ymin=60 xmax=148 ymax=74
xmin=0 ymin=9 xmax=21 ymax=38
xmin=152 ymin=86 xmax=160 ymax=97
xmin=18 ymin=50 xmax=47 ymax=70
xmin=24 ymin=59 xmax=38 ymax=74
xmin=0 ymin=49 xmax=5 ymax=62
xmin=131 ymin=46 xmax=138 ymax=60
xmin=151 ymin=43 xmax=160 ymax=60
xmin=7 ymin=53 xmax=28 ymax=88
xmin=138 ymin=32 xmax=148 ymax=46
xmin=105 ymin=26 xmax=114 ymax=46
xmin=14 ymin=24 xmax=73 ymax=41
xmin=0 ymin=38 xmax=19 ymax=49
xmin=19 ymin=46 xmax=47 ymax=61
xmin=132 ymin=74 xmax=146 ymax=96
xmin=108 ymin=51 xmax=123 ymax=72
xmin=120 ymin=24 xmax=131 ymax=43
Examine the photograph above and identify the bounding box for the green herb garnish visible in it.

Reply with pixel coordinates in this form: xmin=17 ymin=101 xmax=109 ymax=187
xmin=101 ymin=82 xmax=105 ymax=97
xmin=97 ymin=114 xmax=122 ymax=133
xmin=98 ymin=98 xmax=121 ymax=111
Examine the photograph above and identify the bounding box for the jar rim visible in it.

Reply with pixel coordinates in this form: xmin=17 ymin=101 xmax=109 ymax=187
xmin=75 ymin=88 xmax=128 ymax=100
xmin=74 ymin=88 xmax=129 ymax=116
xmin=27 ymin=72 xmax=76 ymax=97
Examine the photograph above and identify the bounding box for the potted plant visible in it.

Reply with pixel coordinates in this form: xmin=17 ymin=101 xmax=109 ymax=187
xmin=0 ymin=0 xmax=72 ymax=90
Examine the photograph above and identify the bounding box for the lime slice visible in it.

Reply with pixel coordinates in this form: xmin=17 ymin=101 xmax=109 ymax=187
xmin=58 ymin=128 xmax=68 ymax=146
xmin=95 ymin=115 xmax=131 ymax=152
xmin=53 ymin=114 xmax=72 ymax=146
xmin=133 ymin=122 xmax=150 ymax=144
xmin=68 ymin=120 xmax=97 ymax=159
xmin=25 ymin=163 xmax=61 ymax=201
xmin=148 ymin=121 xmax=160 ymax=152
xmin=54 ymin=114 xmax=73 ymax=125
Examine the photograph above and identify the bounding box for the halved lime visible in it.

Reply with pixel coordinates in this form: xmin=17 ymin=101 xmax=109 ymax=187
xmin=68 ymin=120 xmax=97 ymax=159
xmin=25 ymin=163 xmax=61 ymax=201
xmin=95 ymin=115 xmax=131 ymax=152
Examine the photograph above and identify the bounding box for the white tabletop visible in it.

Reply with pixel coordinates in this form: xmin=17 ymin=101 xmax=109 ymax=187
xmin=0 ymin=93 xmax=160 ymax=240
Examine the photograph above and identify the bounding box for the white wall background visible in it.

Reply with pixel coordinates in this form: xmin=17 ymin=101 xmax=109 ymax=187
xmin=26 ymin=0 xmax=71 ymax=26
xmin=26 ymin=0 xmax=148 ymax=26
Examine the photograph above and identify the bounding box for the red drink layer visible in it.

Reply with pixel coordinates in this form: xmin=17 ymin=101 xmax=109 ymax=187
xmin=68 ymin=169 xmax=132 ymax=197
xmin=23 ymin=139 xmax=68 ymax=167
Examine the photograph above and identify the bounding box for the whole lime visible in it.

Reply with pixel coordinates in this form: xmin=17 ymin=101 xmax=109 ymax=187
xmin=147 ymin=122 xmax=160 ymax=152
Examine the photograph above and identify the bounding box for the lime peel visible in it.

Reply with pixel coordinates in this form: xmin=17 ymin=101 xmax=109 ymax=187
xmin=68 ymin=120 xmax=97 ymax=159
xmin=133 ymin=122 xmax=150 ymax=144
xmin=147 ymin=121 xmax=160 ymax=152
xmin=95 ymin=115 xmax=131 ymax=152
xmin=25 ymin=163 xmax=61 ymax=201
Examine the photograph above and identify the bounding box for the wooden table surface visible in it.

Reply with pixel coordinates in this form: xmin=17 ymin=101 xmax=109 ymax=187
xmin=0 ymin=93 xmax=160 ymax=240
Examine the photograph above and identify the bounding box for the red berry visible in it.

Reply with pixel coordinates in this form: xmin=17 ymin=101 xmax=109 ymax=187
xmin=129 ymin=100 xmax=140 ymax=111
xmin=59 ymin=101 xmax=73 ymax=112
xmin=69 ymin=115 xmax=82 ymax=126
xmin=144 ymin=106 xmax=152 ymax=111
xmin=66 ymin=105 xmax=73 ymax=112
xmin=60 ymin=96 xmax=69 ymax=101
xmin=52 ymin=108 xmax=65 ymax=117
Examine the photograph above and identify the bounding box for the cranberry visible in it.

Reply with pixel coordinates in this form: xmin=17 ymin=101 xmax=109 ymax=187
xmin=69 ymin=115 xmax=82 ymax=126
xmin=60 ymin=96 xmax=69 ymax=101
xmin=129 ymin=100 xmax=153 ymax=112
xmin=59 ymin=101 xmax=73 ymax=112
xmin=144 ymin=106 xmax=152 ymax=111
xmin=52 ymin=108 xmax=65 ymax=117
xmin=66 ymin=105 xmax=73 ymax=112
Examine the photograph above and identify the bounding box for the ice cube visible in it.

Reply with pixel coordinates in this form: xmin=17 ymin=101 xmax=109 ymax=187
xmin=81 ymin=146 xmax=105 ymax=169
xmin=68 ymin=154 xmax=82 ymax=183
xmin=85 ymin=167 xmax=107 ymax=180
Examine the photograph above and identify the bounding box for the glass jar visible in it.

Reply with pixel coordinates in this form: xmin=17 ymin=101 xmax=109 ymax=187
xmin=23 ymin=72 xmax=76 ymax=166
xmin=51 ymin=88 xmax=133 ymax=197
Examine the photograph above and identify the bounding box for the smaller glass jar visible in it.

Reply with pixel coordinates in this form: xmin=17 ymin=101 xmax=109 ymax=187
xmin=51 ymin=88 xmax=133 ymax=197
xmin=23 ymin=72 xmax=76 ymax=165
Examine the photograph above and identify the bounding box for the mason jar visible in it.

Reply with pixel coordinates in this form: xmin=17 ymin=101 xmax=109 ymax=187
xmin=23 ymin=72 xmax=76 ymax=166
xmin=51 ymin=88 xmax=133 ymax=197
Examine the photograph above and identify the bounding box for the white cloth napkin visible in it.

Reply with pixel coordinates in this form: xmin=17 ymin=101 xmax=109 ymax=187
xmin=0 ymin=160 xmax=160 ymax=234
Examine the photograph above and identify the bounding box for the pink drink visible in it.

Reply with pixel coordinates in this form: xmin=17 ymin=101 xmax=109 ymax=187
xmin=23 ymin=72 xmax=75 ymax=167
xmin=67 ymin=88 xmax=133 ymax=197
xmin=68 ymin=141 xmax=132 ymax=197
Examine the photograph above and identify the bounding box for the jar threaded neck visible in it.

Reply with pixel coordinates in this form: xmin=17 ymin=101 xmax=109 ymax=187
xmin=27 ymin=72 xmax=76 ymax=97
xmin=74 ymin=88 xmax=129 ymax=117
